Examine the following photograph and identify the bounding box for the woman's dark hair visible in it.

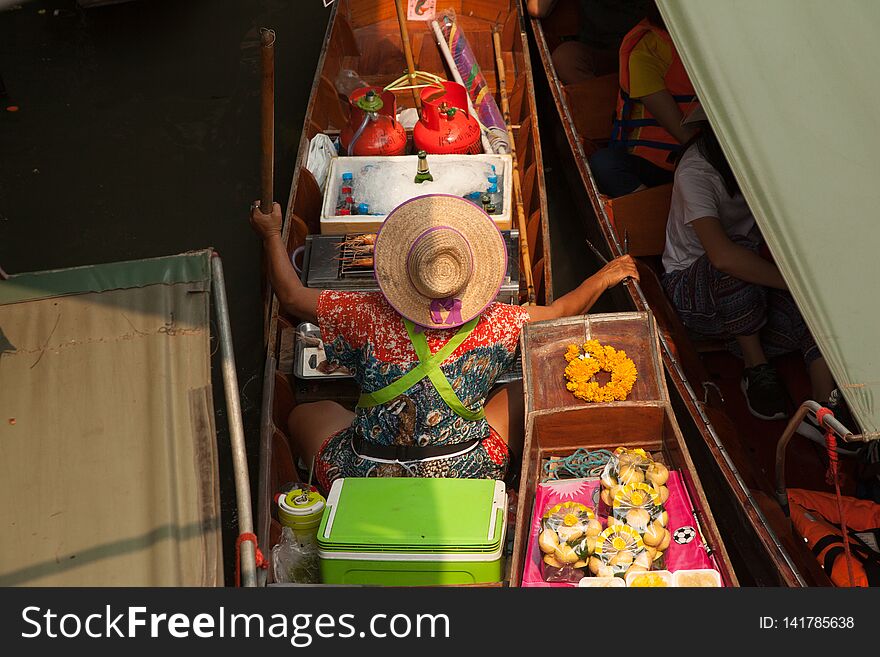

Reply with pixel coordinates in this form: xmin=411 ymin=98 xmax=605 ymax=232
xmin=680 ymin=125 xmax=740 ymax=197
xmin=646 ymin=3 xmax=666 ymax=30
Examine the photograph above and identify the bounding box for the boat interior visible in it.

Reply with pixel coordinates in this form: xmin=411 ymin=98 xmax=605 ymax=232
xmin=531 ymin=0 xmax=867 ymax=584
xmin=259 ymin=0 xmax=553 ymax=579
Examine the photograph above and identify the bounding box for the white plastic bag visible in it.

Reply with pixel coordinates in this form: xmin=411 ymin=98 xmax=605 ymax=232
xmin=271 ymin=526 xmax=320 ymax=584
xmin=306 ymin=133 xmax=337 ymax=194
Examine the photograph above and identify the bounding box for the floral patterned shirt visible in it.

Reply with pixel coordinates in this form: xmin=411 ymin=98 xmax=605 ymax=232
xmin=318 ymin=290 xmax=530 ymax=450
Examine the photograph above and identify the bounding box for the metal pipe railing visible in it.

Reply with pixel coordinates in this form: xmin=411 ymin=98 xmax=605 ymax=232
xmin=211 ymin=252 xmax=257 ymax=587
xmin=774 ymin=400 xmax=866 ymax=508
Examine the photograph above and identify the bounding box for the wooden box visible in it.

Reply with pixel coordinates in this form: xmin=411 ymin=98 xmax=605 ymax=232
xmin=522 ymin=311 xmax=667 ymax=414
xmin=511 ymin=312 xmax=738 ymax=586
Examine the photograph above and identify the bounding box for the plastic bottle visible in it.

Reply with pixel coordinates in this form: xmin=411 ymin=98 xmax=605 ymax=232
xmin=335 ymin=69 xmax=369 ymax=99
xmin=337 ymin=172 xmax=353 ymax=213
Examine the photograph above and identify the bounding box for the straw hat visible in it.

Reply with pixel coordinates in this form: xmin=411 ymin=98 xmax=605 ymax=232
xmin=374 ymin=194 xmax=507 ymax=329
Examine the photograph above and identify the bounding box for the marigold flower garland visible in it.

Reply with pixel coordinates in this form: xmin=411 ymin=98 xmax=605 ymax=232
xmin=563 ymin=339 xmax=638 ymax=402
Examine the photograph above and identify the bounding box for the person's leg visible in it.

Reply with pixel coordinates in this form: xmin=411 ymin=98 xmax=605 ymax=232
xmin=551 ymin=41 xmax=597 ymax=84
xmin=664 ymin=252 xmax=788 ymax=419
xmin=589 ymin=146 xmax=645 ymax=197
xmin=630 ymin=154 xmax=675 ymax=189
xmin=760 ymin=288 xmax=835 ymax=401
xmin=484 ymin=381 xmax=525 ymax=458
xmin=736 ymin=334 xmax=768 ymax=369
xmin=287 ymin=401 xmax=355 ymax=466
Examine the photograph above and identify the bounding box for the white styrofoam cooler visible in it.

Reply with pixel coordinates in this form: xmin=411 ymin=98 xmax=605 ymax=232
xmin=321 ymin=153 xmax=513 ymax=235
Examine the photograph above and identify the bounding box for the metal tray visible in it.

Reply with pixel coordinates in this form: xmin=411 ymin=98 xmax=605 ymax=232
xmin=293 ymin=322 xmax=353 ymax=380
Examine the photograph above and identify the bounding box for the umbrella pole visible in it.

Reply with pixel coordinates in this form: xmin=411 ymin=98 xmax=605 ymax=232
xmin=492 ymin=27 xmax=536 ymax=304
xmin=393 ymin=0 xmax=422 ymax=111
xmin=260 ymin=28 xmax=276 ymax=214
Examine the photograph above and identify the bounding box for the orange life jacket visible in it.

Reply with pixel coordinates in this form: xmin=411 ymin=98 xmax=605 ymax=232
xmin=788 ymin=488 xmax=880 ymax=587
xmin=611 ymin=19 xmax=696 ymax=171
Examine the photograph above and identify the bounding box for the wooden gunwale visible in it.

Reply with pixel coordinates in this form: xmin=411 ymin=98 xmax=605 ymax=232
xmin=258 ymin=0 xmax=552 ymax=584
xmin=528 ymin=10 xmax=823 ymax=585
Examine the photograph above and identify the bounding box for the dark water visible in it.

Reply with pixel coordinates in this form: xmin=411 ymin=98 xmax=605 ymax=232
xmin=0 ymin=0 xmax=330 ymax=584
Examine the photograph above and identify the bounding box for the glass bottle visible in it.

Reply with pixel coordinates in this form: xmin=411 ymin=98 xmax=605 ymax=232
xmin=414 ymin=150 xmax=434 ymax=184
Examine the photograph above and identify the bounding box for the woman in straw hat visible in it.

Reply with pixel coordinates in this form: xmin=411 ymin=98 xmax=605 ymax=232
xmin=252 ymin=194 xmax=637 ymax=489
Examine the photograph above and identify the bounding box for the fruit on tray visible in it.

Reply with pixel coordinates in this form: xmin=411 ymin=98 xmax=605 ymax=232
xmin=538 ymin=501 xmax=600 ymax=583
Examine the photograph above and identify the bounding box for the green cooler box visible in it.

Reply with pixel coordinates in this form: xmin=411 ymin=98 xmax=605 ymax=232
xmin=317 ymin=478 xmax=507 ymax=585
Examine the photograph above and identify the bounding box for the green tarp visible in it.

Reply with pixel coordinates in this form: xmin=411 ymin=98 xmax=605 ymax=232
xmin=660 ymin=0 xmax=880 ymax=438
xmin=0 ymin=250 xmax=222 ymax=585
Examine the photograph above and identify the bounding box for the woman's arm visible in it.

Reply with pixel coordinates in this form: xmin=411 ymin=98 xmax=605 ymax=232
xmin=691 ymin=216 xmax=787 ymax=289
xmin=250 ymin=202 xmax=322 ymax=323
xmin=526 ymin=0 xmax=559 ymax=18
xmin=641 ymin=90 xmax=699 ymax=145
xmin=527 ymin=255 xmax=639 ymax=322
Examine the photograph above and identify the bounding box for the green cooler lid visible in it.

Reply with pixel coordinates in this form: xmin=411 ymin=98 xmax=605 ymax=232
xmin=318 ymin=478 xmax=507 ymax=554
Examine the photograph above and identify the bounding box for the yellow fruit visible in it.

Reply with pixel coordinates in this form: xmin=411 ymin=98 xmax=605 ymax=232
xmin=647 ymin=463 xmax=669 ymax=487
xmin=626 ymin=508 xmax=651 ymax=531
xmin=625 ymin=564 xmax=648 ymax=579
xmin=634 ymin=550 xmax=652 ymax=569
xmin=538 ymin=528 xmax=559 ymax=554
xmin=584 ymin=536 xmax=597 ymax=555
xmin=658 ymin=528 xmax=671 ymax=552
xmin=600 ymin=488 xmax=613 ymax=507
xmin=645 ymin=546 xmax=658 ymax=562
xmin=658 ymin=511 xmax=669 ymax=527
xmin=643 ymin=522 xmax=664 ymax=548
xmin=609 ymin=549 xmax=634 ymax=567
xmin=600 ymin=472 xmax=617 ymax=489
xmin=588 ymin=556 xmax=602 ymax=575
xmin=619 ymin=465 xmax=644 ymax=485
xmin=556 ymin=525 xmax=584 ymax=544
xmin=573 ymin=560 xmax=588 ymax=569
xmin=630 ymin=572 xmax=668 ymax=587
xmin=597 ymin=565 xmax=615 ymax=578
xmin=543 ymin=554 xmax=563 ymax=568
xmin=657 ymin=485 xmax=670 ymax=505
xmin=555 ymin=544 xmax=579 ymax=564
xmin=585 ymin=519 xmax=602 ymax=537
xmin=606 ymin=515 xmax=620 ymax=528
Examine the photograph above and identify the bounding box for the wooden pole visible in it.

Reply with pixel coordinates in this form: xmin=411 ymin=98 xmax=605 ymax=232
xmin=260 ymin=28 xmax=276 ymax=214
xmin=492 ymin=28 xmax=536 ymax=304
xmin=393 ymin=0 xmax=422 ymax=111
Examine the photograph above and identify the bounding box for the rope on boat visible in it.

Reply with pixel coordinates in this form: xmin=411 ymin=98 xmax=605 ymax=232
xmin=818 ymin=407 xmax=857 ymax=587
xmin=541 ymin=448 xmax=614 ymax=481
xmin=235 ymin=532 xmax=268 ymax=587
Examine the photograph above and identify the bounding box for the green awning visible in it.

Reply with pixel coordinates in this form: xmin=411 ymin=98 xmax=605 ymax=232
xmin=660 ymin=0 xmax=880 ymax=438
xmin=0 ymin=250 xmax=223 ymax=585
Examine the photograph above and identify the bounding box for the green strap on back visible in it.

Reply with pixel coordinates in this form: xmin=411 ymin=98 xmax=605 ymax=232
xmin=356 ymin=317 xmax=485 ymax=422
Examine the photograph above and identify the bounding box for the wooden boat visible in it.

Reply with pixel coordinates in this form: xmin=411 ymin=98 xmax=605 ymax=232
xmin=256 ymin=0 xmax=553 ymax=582
xmin=528 ymin=0 xmax=862 ymax=585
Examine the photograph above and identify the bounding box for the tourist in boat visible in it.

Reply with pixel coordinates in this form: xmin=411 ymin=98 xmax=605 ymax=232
xmin=588 ymin=5 xmax=698 ymax=198
xmin=526 ymin=0 xmax=649 ymax=84
xmin=251 ymin=195 xmax=638 ymax=490
xmin=661 ymin=106 xmax=837 ymax=422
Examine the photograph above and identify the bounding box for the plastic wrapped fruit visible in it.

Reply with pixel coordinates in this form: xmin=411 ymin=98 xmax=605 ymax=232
xmin=612 ymin=483 xmax=662 ymax=532
xmin=593 ymin=524 xmax=647 ymax=579
xmin=600 ymin=447 xmax=670 ymax=516
xmin=538 ymin=502 xmax=597 ymax=583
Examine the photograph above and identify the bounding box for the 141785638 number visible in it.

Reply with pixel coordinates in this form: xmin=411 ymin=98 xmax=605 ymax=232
xmin=783 ymin=617 xmax=854 ymax=629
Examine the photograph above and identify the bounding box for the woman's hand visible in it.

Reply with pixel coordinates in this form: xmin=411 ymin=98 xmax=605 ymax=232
xmin=250 ymin=201 xmax=283 ymax=241
xmin=598 ymin=255 xmax=639 ymax=289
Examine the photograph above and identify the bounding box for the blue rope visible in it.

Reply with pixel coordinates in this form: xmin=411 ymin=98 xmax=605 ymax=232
xmin=542 ymin=448 xmax=614 ymax=481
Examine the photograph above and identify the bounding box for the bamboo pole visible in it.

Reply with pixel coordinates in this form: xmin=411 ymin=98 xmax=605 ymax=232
xmin=393 ymin=0 xmax=422 ymax=111
xmin=259 ymin=28 xmax=276 ymax=214
xmin=492 ymin=27 xmax=536 ymax=304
